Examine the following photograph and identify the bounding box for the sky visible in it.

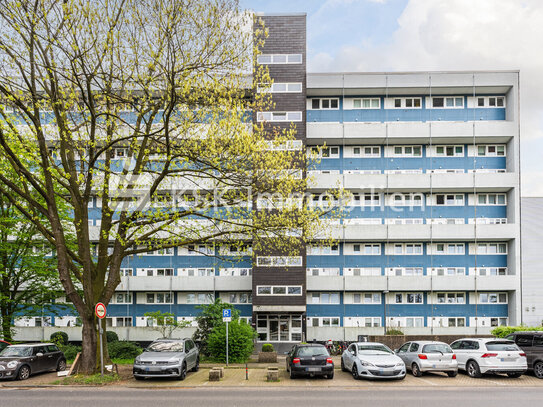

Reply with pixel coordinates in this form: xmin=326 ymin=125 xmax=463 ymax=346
xmin=240 ymin=0 xmax=543 ymax=197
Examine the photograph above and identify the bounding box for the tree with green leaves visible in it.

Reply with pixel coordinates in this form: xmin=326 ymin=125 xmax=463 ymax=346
xmin=0 ymin=0 xmax=335 ymax=373
xmin=207 ymin=319 xmax=256 ymax=363
xmin=144 ymin=310 xmax=191 ymax=339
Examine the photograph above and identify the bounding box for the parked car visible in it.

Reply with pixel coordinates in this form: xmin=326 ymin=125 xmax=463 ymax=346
xmin=0 ymin=343 xmax=66 ymax=380
xmin=341 ymin=342 xmax=406 ymax=380
xmin=450 ymin=338 xmax=527 ymax=378
xmin=286 ymin=343 xmax=334 ymax=379
xmin=0 ymin=340 xmax=11 ymax=352
xmin=395 ymin=341 xmax=458 ymax=377
xmin=505 ymin=331 xmax=543 ymax=379
xmin=133 ymin=338 xmax=199 ymax=380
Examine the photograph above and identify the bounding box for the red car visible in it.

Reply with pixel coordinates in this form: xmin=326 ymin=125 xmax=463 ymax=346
xmin=0 ymin=340 xmax=11 ymax=352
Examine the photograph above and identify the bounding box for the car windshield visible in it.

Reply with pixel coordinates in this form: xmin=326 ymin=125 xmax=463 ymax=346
xmin=146 ymin=341 xmax=184 ymax=352
xmin=357 ymin=345 xmax=393 ymax=355
xmin=422 ymin=344 xmax=452 ymax=354
xmin=0 ymin=346 xmax=32 ymax=357
xmin=485 ymin=341 xmax=519 ymax=352
xmin=296 ymin=346 xmax=328 ymax=357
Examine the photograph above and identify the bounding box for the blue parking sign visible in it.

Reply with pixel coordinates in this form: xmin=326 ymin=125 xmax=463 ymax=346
xmin=222 ymin=309 xmax=231 ymax=318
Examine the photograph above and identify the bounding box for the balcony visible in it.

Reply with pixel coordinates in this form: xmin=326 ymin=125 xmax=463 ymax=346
xmin=117 ymin=276 xmax=251 ymax=291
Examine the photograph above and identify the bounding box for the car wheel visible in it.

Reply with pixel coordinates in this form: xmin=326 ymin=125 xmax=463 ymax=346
xmin=466 ymin=361 xmax=482 ymax=378
xmin=289 ymin=366 xmax=297 ymax=379
xmin=57 ymin=359 xmax=67 ymax=372
xmin=412 ymin=363 xmax=422 ymax=377
xmin=534 ymin=361 xmax=543 ymax=379
xmin=447 ymin=371 xmax=458 ymax=378
xmin=17 ymin=365 xmax=30 ymax=380
xmin=506 ymin=372 xmax=522 ymax=378
xmin=351 ymin=363 xmax=359 ymax=379
xmin=341 ymin=357 xmax=347 ymax=372
xmin=326 ymin=373 xmax=334 ymax=380
xmin=192 ymin=357 xmax=199 ymax=372
xmin=178 ymin=363 xmax=187 ymax=380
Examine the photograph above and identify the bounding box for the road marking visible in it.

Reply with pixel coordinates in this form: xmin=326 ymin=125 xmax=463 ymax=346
xmin=417 ymin=378 xmax=437 ymax=386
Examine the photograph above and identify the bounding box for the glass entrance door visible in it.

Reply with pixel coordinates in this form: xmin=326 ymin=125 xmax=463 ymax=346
xmin=256 ymin=314 xmax=303 ymax=342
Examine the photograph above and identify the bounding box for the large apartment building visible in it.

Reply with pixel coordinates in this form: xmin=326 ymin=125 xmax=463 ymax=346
xmin=13 ymin=13 xmax=522 ymax=343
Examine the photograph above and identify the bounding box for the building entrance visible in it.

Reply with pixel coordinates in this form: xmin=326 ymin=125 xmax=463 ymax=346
xmin=256 ymin=314 xmax=303 ymax=342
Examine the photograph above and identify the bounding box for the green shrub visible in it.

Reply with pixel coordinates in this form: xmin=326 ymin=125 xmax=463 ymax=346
xmin=385 ymin=329 xmax=404 ymax=336
xmin=107 ymin=341 xmax=142 ymax=359
xmin=59 ymin=344 xmax=81 ymax=361
xmin=261 ymin=343 xmax=274 ymax=352
xmin=106 ymin=331 xmax=119 ymax=343
xmin=491 ymin=325 xmax=543 ymax=338
xmin=207 ymin=320 xmax=256 ymax=363
xmin=50 ymin=331 xmax=69 ymax=346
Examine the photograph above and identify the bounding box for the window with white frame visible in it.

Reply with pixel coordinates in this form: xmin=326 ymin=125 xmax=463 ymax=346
xmin=265 ymin=139 xmax=303 ymax=151
xmin=386 ymin=267 xmax=423 ymax=276
xmin=140 ymin=247 xmax=174 ymax=256
xmin=344 ymin=317 xmax=381 ymax=328
xmin=257 ymin=286 xmax=302 ymax=296
xmin=186 ymin=293 xmax=214 ymax=304
xmin=427 ymin=218 xmax=465 ymax=225
xmin=473 ymin=145 xmax=506 ymax=156
xmin=177 ymin=244 xmax=214 ymax=256
xmin=136 ymin=268 xmax=174 ymax=277
xmin=387 ymin=243 xmax=423 ymax=255
xmin=311 ymin=98 xmax=339 ymax=110
xmin=433 ymin=317 xmax=465 ymax=327
xmin=394 ymin=293 xmax=423 ymax=304
xmin=436 ymin=292 xmax=465 ymax=304
xmin=390 ymin=145 xmax=422 ymax=157
xmin=351 ymin=193 xmax=380 ymax=206
xmin=469 ymin=217 xmax=507 ymax=225
xmin=434 ymin=194 xmax=464 ymax=206
xmin=257 ymin=54 xmax=302 ymax=64
xmin=388 ymin=193 xmax=423 ymax=206
xmin=476 ymin=193 xmax=507 ymax=205
xmin=106 ymin=317 xmax=132 ymax=327
xmin=430 ymin=96 xmax=464 ymax=108
xmin=219 ymin=268 xmax=252 ymax=276
xmin=429 ymin=267 xmax=466 ymax=276
xmin=468 ymin=96 xmax=506 ymax=108
xmin=345 ymin=146 xmax=380 ymax=157
xmin=470 ymin=242 xmax=508 ymax=254
xmin=386 ymin=97 xmax=422 ymax=109
xmin=256 ymin=256 xmax=303 ymax=267
xmin=470 ymin=267 xmax=507 ymax=276
xmin=427 ymin=169 xmax=465 ymax=174
xmin=388 ymin=317 xmax=424 ymax=328
xmin=430 ymin=243 xmax=465 ymax=255
xmin=221 ymin=244 xmax=252 ymax=256
xmin=111 ymin=292 xmax=132 ymax=304
xmin=309 ymin=317 xmax=340 ymax=327
xmin=177 ymin=316 xmax=198 ymax=327
xmin=352 ymin=292 xmax=381 ymax=304
xmin=471 ymin=317 xmax=508 ymax=327
xmin=257 ymin=82 xmax=302 ymax=93
xmin=434 ymin=145 xmax=464 ymax=157
xmin=343 ymin=267 xmax=381 ymax=276
xmin=307 ymin=267 xmax=340 ymax=276
xmin=308 ymin=145 xmax=340 ymax=158
xmin=307 ymin=244 xmax=339 ymax=256
xmin=352 ymin=98 xmax=380 ymax=109
xmin=222 ymin=292 xmax=252 ymax=304
xmin=178 ymin=268 xmax=214 ymax=277
xmin=349 ymin=243 xmax=381 ymax=255
xmin=478 ymin=292 xmax=508 ymax=304
xmin=119 ymin=268 xmax=133 ymax=276
xmin=310 ymin=292 xmax=340 ymax=304
xmin=145 ymin=292 xmax=173 ymax=304
xmin=385 ymin=218 xmax=424 ymax=225
xmin=257 ymin=111 xmax=302 ymax=122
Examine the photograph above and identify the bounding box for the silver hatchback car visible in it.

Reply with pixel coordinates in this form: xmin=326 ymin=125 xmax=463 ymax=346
xmin=133 ymin=338 xmax=199 ymax=380
xmin=396 ymin=341 xmax=458 ymax=377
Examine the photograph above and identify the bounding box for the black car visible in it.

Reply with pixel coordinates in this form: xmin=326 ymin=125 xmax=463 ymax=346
xmin=286 ymin=344 xmax=334 ymax=379
xmin=505 ymin=331 xmax=543 ymax=379
xmin=0 ymin=343 xmax=66 ymax=380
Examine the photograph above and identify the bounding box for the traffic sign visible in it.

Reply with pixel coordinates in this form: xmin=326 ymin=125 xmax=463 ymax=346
xmin=222 ymin=308 xmax=231 ymax=322
xmin=95 ymin=302 xmax=107 ymax=319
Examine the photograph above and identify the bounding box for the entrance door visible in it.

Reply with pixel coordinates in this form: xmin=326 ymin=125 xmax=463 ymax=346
xmin=279 ymin=317 xmax=290 ymax=341
xmin=256 ymin=314 xmax=303 ymax=342
xmin=269 ymin=317 xmax=279 ymax=341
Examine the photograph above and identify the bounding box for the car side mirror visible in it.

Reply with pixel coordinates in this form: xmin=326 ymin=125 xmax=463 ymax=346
xmin=36 ymin=352 xmax=43 ymax=357
xmin=394 ymin=349 xmax=399 ymax=353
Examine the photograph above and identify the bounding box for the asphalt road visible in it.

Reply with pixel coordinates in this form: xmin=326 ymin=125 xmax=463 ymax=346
xmin=1 ymin=387 xmax=543 ymax=407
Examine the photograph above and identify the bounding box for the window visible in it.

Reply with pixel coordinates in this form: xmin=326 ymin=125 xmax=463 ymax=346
xmin=119 ymin=268 xmax=133 ymax=276
xmin=112 ymin=292 xmax=132 ymax=304
xmin=473 ymin=145 xmax=506 ymax=156
xmin=344 ymin=267 xmax=381 ymax=276
xmin=179 ymin=244 xmax=214 ymax=256
xmin=429 ymin=267 xmax=466 ymax=276
xmin=223 ymin=292 xmax=252 ymax=304
xmin=434 ymin=194 xmax=464 ymax=206
xmin=385 ymin=218 xmax=424 ymax=225
xmin=309 ymin=317 xmax=340 ymax=327
xmin=436 ymin=292 xmax=465 ymax=304
xmin=344 ymin=317 xmax=381 ymax=328
xmin=349 ymin=243 xmax=381 ymax=255
xmin=345 ymin=146 xmax=380 ymax=157
xmin=308 ymin=145 xmax=340 ymax=158
xmin=136 ymin=268 xmax=174 ymax=277
xmin=219 ymin=268 xmax=252 ymax=276
xmin=307 ymin=245 xmax=339 ymax=256
xmin=306 ymin=268 xmax=340 ymax=276
xmin=351 ymin=193 xmax=380 ymax=206
xmin=257 ymin=54 xmax=302 ymax=64
xmin=178 ymin=268 xmax=214 ymax=277
xmin=310 ymin=98 xmax=339 ymax=110
xmin=388 ymin=317 xmax=424 ymax=328
xmin=145 ymin=292 xmax=173 ymax=304
xmin=390 ymin=145 xmax=422 ymax=157
xmin=386 ymin=267 xmax=423 ymax=276
xmin=387 ymin=243 xmax=423 ymax=255
xmin=394 ymin=293 xmax=423 ymax=304
xmin=479 ymin=292 xmax=508 ymax=304
xmin=257 ymin=286 xmax=302 ymax=296
xmin=352 ymin=98 xmax=380 ymax=109
xmin=471 ymin=242 xmax=508 ymax=255
xmin=445 ymin=317 xmax=466 ymax=327
xmin=434 ymin=145 xmax=464 ymax=157
xmin=431 ymin=243 xmax=465 ymax=255
xmin=257 ymin=111 xmax=302 ymax=122
xmin=352 ymin=293 xmax=381 ymax=304
xmin=310 ymin=292 xmax=340 ymax=304
xmin=389 ymin=193 xmax=423 ymax=206
xmin=387 ymin=97 xmax=421 ymax=109
xmin=477 ymin=194 xmax=507 ymax=205
xmin=431 ymin=97 xmax=464 ymax=108
xmin=468 ymin=96 xmax=506 ymax=108
xmin=186 ymin=293 xmax=214 ymax=304
xmin=256 ymin=256 xmax=303 ymax=267
xmin=471 ymin=267 xmax=507 ymax=276
xmin=106 ymin=317 xmax=132 ymax=327
xmin=258 ymin=83 xmax=302 ymax=93
xmin=265 ymin=139 xmax=303 ymax=151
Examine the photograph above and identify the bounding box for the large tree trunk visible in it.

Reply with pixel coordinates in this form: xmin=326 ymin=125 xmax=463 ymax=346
xmin=1 ymin=305 xmax=12 ymax=342
xmin=79 ymin=314 xmax=98 ymax=374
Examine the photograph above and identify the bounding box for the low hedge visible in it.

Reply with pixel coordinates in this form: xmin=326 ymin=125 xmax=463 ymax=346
xmin=50 ymin=331 xmax=69 ymax=346
xmin=491 ymin=325 xmax=543 ymax=338
xmin=107 ymin=341 xmax=142 ymax=359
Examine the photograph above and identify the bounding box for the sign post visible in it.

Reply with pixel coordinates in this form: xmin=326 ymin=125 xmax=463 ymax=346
xmin=222 ymin=309 xmax=231 ymax=366
xmin=95 ymin=302 xmax=107 ymax=377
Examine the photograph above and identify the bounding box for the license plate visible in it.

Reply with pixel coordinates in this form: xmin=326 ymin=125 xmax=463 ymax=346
xmin=379 ymin=368 xmax=384 ymax=374
xmin=307 ymin=367 xmax=321 ymax=372
xmin=432 ymin=364 xmax=436 ymax=369
xmin=145 ymin=367 xmax=150 ymax=372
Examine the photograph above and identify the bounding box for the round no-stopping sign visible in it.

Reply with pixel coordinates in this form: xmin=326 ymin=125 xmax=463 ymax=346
xmin=95 ymin=302 xmax=107 ymax=319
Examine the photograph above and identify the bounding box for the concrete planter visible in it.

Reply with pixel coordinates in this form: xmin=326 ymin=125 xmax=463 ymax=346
xmin=258 ymin=351 xmax=277 ymax=363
